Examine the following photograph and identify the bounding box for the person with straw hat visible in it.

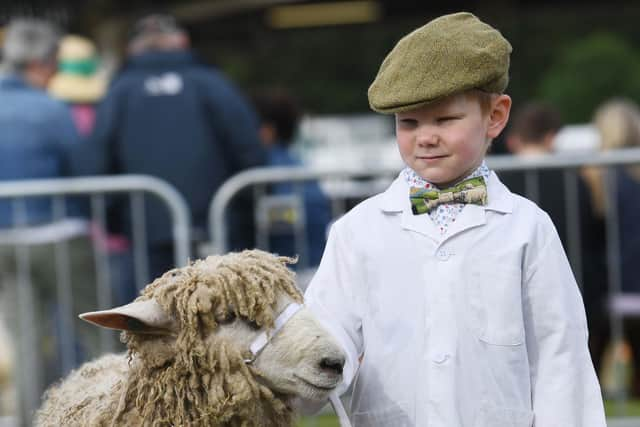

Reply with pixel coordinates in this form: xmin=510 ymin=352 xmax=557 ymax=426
xmin=48 ymin=35 xmax=106 ymax=136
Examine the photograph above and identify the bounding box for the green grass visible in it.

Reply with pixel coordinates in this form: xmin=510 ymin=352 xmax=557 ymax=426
xmin=605 ymin=399 xmax=640 ymax=417
xmin=296 ymin=414 xmax=340 ymax=427
xmin=296 ymin=400 xmax=640 ymax=424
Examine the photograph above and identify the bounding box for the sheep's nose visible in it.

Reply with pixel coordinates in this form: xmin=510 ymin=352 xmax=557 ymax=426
xmin=319 ymin=356 xmax=345 ymax=376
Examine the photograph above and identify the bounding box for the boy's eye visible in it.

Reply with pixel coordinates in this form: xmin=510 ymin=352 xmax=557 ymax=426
xmin=246 ymin=319 xmax=261 ymax=331
xmin=437 ymin=116 xmax=460 ymax=123
xmin=399 ymin=118 xmax=418 ymax=127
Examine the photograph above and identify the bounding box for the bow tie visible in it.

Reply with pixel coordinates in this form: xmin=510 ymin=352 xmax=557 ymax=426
xmin=410 ymin=176 xmax=488 ymax=215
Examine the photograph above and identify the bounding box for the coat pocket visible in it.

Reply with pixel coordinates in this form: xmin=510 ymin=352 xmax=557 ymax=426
xmin=466 ymin=265 xmax=525 ymax=346
xmin=474 ymin=404 xmax=534 ymax=427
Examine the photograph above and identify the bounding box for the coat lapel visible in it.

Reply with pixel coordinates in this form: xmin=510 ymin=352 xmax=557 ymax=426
xmin=379 ymin=175 xmax=442 ymax=241
xmin=441 ymin=172 xmax=514 ymax=240
xmin=441 ymin=204 xmax=486 ymax=240
xmin=401 ymin=207 xmax=442 ymax=241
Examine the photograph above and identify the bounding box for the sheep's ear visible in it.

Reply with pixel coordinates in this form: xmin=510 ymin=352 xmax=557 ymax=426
xmin=79 ymin=299 xmax=174 ymax=335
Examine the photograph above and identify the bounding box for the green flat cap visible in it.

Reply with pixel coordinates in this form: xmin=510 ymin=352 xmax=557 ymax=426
xmin=368 ymin=12 xmax=512 ymax=114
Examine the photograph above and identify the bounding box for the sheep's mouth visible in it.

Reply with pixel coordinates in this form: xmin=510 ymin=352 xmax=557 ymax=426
xmin=294 ymin=375 xmax=339 ymax=391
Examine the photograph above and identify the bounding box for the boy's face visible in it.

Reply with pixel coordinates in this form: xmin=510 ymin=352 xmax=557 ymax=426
xmin=395 ymin=92 xmax=511 ymax=187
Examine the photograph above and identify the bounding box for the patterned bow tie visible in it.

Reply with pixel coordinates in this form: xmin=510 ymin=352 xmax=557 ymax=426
xmin=410 ymin=176 xmax=488 ymax=215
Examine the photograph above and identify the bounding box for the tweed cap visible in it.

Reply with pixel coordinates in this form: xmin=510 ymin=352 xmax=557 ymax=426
xmin=368 ymin=12 xmax=512 ymax=114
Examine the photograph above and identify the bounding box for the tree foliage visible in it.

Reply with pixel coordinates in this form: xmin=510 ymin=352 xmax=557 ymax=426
xmin=538 ymin=32 xmax=640 ymax=123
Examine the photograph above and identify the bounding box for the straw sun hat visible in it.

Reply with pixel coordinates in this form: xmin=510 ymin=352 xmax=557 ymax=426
xmin=48 ymin=35 xmax=106 ymax=103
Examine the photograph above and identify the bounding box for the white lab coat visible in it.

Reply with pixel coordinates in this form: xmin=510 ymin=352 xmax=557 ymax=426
xmin=304 ymin=171 xmax=606 ymax=427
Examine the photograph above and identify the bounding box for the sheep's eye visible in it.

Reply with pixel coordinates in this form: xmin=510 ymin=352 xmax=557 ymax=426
xmin=246 ymin=319 xmax=261 ymax=331
xmin=218 ymin=311 xmax=236 ymax=324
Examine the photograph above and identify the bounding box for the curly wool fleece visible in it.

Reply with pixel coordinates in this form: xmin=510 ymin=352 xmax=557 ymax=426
xmin=37 ymin=250 xmax=304 ymax=427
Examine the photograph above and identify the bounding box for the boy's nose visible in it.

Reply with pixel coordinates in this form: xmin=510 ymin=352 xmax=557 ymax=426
xmin=416 ymin=132 xmax=439 ymax=147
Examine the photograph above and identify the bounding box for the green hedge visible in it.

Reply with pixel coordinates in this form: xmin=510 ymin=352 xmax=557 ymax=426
xmin=538 ymin=32 xmax=640 ymax=123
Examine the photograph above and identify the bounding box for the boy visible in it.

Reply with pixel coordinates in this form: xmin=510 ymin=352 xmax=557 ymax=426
xmin=303 ymin=12 xmax=606 ymax=426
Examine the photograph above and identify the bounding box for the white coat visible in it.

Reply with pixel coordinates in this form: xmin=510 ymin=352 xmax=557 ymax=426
xmin=304 ymin=171 xmax=606 ymax=427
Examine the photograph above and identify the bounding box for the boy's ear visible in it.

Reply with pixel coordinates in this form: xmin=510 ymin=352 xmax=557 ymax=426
xmin=487 ymin=94 xmax=512 ymax=139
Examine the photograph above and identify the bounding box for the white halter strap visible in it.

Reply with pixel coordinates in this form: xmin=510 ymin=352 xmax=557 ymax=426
xmin=245 ymin=302 xmax=303 ymax=363
xmin=330 ymin=392 xmax=353 ymax=427
xmin=244 ymin=302 xmax=353 ymax=427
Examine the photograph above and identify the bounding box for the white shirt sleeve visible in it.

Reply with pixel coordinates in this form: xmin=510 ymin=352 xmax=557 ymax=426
xmin=304 ymin=218 xmax=365 ymax=397
xmin=523 ymin=215 xmax=606 ymax=426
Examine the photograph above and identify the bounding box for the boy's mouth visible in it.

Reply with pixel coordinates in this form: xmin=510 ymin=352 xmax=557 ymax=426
xmin=417 ymin=155 xmax=447 ymax=160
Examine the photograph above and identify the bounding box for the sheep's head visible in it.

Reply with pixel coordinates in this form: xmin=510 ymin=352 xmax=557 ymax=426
xmin=81 ymin=250 xmax=344 ymax=421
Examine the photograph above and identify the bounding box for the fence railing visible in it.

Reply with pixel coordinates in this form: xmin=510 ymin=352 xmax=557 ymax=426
xmin=0 ymin=175 xmax=191 ymax=266
xmin=207 ymin=166 xmax=398 ymax=257
xmin=208 ymin=147 xmax=640 ymax=256
xmin=0 ymin=175 xmax=191 ymax=426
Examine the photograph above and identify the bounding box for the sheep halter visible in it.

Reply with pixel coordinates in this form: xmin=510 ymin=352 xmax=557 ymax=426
xmin=244 ymin=302 xmax=303 ymax=364
xmin=243 ymin=302 xmax=353 ymax=427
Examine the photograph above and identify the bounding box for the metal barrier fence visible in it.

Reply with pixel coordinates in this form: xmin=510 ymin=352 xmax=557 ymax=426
xmin=207 ymin=166 xmax=397 ymax=261
xmin=0 ymin=175 xmax=190 ymax=426
xmin=207 ymin=147 xmax=640 ymax=420
xmin=2 ymin=149 xmax=639 ymax=424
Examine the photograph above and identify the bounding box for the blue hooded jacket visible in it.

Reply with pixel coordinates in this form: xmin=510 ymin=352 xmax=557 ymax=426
xmin=78 ymin=50 xmax=265 ymax=245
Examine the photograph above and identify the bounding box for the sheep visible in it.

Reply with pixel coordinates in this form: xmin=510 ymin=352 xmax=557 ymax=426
xmin=35 ymin=250 xmax=345 ymax=426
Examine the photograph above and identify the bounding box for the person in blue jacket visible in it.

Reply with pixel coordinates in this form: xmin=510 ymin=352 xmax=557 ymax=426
xmin=0 ymin=17 xmax=98 ymax=393
xmin=77 ymin=14 xmax=265 ymax=281
xmin=252 ymin=88 xmax=332 ymax=267
xmin=0 ymin=18 xmax=81 ymax=225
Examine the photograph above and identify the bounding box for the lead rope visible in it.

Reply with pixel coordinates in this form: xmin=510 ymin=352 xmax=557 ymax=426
xmin=244 ymin=302 xmax=353 ymax=427
xmin=330 ymin=392 xmax=353 ymax=427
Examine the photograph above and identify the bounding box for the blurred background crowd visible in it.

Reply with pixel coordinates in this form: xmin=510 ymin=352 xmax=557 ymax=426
xmin=2 ymin=0 xmax=640 ymax=423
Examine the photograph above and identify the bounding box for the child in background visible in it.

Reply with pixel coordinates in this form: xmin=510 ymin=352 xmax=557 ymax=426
xmin=252 ymin=88 xmax=332 ymax=267
xmin=304 ymin=12 xmax=606 ymax=426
